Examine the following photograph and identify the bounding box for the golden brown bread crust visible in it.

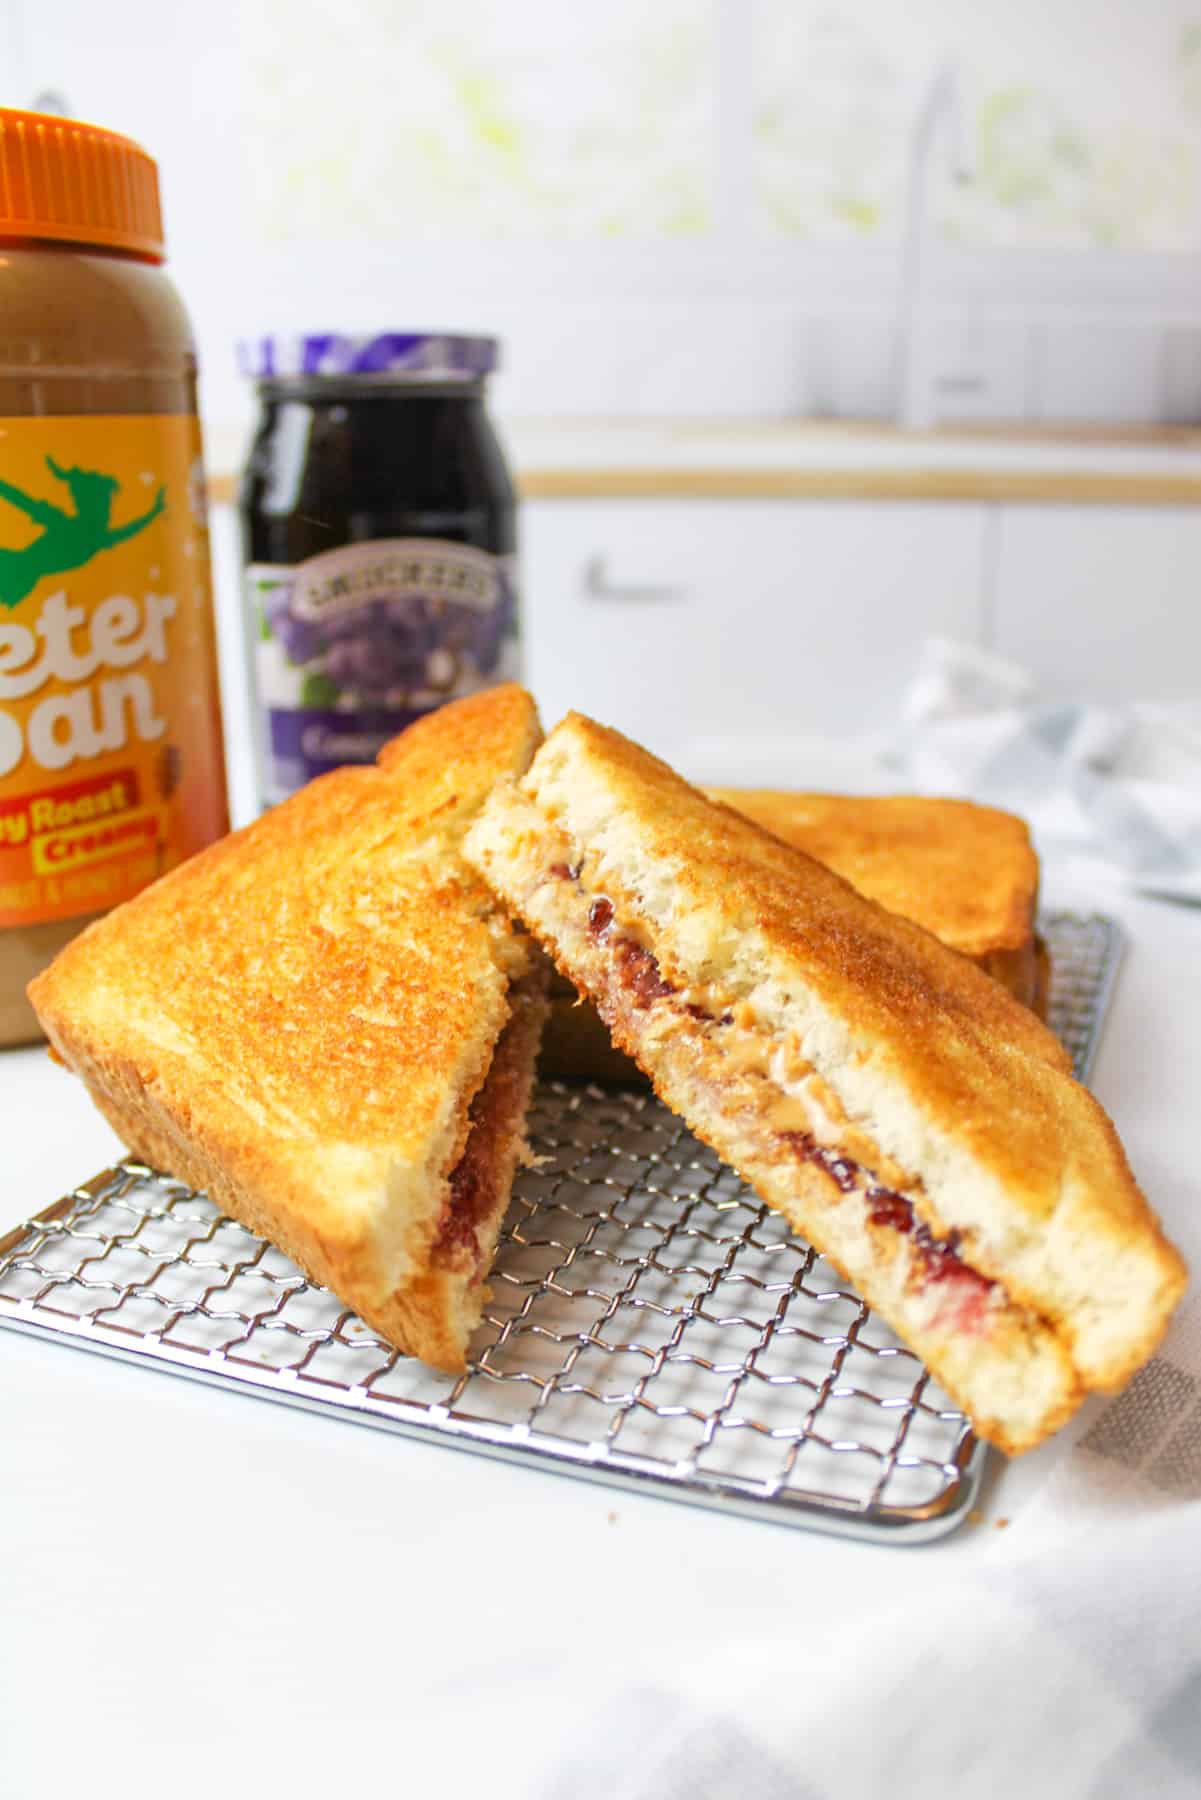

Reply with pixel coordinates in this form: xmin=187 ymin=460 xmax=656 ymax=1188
xmin=29 ymin=685 xmax=547 ymax=1370
xmin=712 ymin=791 xmax=1039 ymax=966
xmin=542 ymin=790 xmax=1048 ymax=1082
xmin=464 ymin=712 xmax=1187 ymax=1445
xmin=375 ymin=681 xmax=544 ymax=837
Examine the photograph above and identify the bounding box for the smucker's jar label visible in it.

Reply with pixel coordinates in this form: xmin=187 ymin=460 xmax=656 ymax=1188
xmin=0 ymin=416 xmax=227 ymax=929
xmin=247 ymin=537 xmax=519 ymax=802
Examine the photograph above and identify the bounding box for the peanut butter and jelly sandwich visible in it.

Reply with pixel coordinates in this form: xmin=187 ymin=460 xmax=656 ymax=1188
xmin=29 ymin=685 xmax=548 ymax=1373
xmin=464 ymin=712 xmax=1186 ymax=1453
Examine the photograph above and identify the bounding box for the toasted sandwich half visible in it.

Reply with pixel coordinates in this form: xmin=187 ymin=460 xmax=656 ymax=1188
xmin=29 ymin=686 xmax=549 ymax=1373
xmin=464 ymin=713 xmax=1186 ymax=1453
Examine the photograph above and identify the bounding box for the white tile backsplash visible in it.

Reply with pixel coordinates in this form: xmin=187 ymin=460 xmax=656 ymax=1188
xmin=488 ymin=302 xmax=813 ymax=419
xmin=800 ymin=312 xmax=1201 ymax=428
xmin=926 ymin=319 xmax=1032 ymax=423
xmin=1033 ymin=323 xmax=1165 ymax=425
xmin=809 ymin=315 xmax=895 ymax=419
xmin=1161 ymin=328 xmax=1201 ymax=427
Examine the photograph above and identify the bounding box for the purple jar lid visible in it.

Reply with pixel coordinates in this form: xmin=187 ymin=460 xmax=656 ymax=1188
xmin=237 ymin=332 xmax=499 ymax=381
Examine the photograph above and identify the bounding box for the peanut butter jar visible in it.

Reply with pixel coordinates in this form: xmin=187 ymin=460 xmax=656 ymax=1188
xmin=0 ymin=108 xmax=228 ymax=1046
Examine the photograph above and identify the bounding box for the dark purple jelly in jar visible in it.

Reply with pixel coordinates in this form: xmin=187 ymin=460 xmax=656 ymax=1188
xmin=237 ymin=332 xmax=519 ymax=806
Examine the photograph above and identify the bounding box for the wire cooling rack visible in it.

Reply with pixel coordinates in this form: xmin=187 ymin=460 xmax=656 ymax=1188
xmin=0 ymin=911 xmax=1122 ymax=1545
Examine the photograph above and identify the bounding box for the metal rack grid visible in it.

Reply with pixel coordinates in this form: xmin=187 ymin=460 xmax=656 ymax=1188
xmin=0 ymin=911 xmax=1122 ymax=1545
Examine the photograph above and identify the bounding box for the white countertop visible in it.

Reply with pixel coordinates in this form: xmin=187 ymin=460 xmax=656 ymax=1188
xmin=3 ymin=732 xmax=1200 ymax=1798
xmin=499 ymin=417 xmax=1201 ymax=478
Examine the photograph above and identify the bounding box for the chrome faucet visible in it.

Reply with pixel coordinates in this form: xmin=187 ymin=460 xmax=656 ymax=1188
xmin=895 ymin=61 xmax=975 ymax=430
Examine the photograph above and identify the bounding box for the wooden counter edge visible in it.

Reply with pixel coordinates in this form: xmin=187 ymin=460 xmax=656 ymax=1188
xmin=513 ymin=467 xmax=1201 ymax=505
xmin=207 ymin=467 xmax=1201 ymax=508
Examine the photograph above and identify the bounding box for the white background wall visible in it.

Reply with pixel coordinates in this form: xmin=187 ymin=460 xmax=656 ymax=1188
xmin=6 ymin=0 xmax=1198 ymax=748
xmin=6 ymin=0 xmax=1201 ymax=437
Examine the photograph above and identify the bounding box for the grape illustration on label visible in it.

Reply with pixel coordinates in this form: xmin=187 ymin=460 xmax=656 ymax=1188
xmin=249 ymin=536 xmax=520 ymax=798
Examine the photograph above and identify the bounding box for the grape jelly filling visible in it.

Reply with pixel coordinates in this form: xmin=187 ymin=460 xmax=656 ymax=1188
xmin=434 ymin=1146 xmax=491 ymax=1268
xmin=615 ymin=939 xmax=677 ymax=1006
xmin=586 ymin=894 xmax=699 ymax=1009
xmin=590 ymin=900 xmax=671 ymax=1002
xmin=780 ymin=1130 xmax=995 ymax=1297
xmin=550 ymin=861 xmax=1000 ymax=1315
xmin=587 ymin=896 xmax=614 ymax=936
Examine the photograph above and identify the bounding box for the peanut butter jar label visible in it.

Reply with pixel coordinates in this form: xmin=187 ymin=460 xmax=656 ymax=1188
xmin=0 ymin=416 xmax=228 ymax=928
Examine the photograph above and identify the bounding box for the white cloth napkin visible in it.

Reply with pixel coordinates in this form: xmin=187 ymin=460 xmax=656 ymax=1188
xmin=890 ymin=638 xmax=1201 ymax=904
xmin=527 ymin=1304 xmax=1201 ymax=1800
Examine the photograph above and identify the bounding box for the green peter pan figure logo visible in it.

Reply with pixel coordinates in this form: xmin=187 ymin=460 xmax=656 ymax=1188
xmin=0 ymin=456 xmax=166 ymax=610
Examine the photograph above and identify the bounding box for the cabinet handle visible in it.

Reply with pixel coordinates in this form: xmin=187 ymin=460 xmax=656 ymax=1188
xmin=583 ymin=553 xmax=685 ymax=604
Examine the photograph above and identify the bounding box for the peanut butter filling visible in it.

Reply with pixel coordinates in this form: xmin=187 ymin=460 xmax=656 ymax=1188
xmin=542 ymin=859 xmax=1019 ymax=1339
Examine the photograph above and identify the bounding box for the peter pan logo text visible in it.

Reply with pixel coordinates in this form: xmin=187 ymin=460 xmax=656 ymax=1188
xmin=0 ymin=457 xmax=166 ymax=610
xmin=0 ymin=589 xmax=176 ymax=778
xmin=0 ymin=459 xmax=175 ymax=779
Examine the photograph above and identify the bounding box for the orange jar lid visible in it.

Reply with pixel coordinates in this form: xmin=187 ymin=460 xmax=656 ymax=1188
xmin=0 ymin=107 xmax=164 ymax=262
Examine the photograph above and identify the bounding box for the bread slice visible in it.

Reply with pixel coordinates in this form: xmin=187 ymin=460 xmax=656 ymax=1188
xmin=464 ymin=713 xmax=1187 ymax=1454
xmin=542 ymin=789 xmax=1049 ymax=1082
xmin=709 ymin=790 xmax=1045 ymax=1011
xmin=29 ymin=685 xmax=548 ymax=1372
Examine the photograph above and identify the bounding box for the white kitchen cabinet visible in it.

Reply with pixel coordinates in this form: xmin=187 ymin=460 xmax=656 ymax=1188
xmin=211 ymin=477 xmax=1201 ymax=803
xmin=992 ymin=505 xmax=1201 ymax=703
xmin=522 ymin=498 xmax=987 ymax=776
